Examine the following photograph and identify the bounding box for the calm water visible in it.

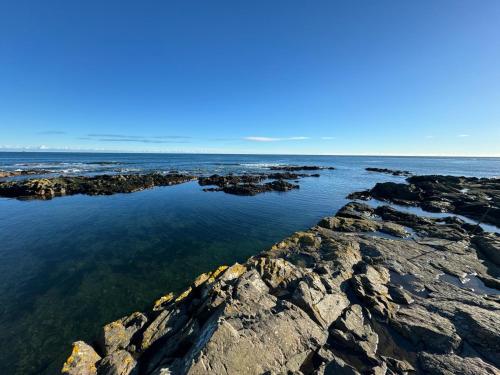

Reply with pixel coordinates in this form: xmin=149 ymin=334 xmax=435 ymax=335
xmin=0 ymin=152 xmax=499 ymax=375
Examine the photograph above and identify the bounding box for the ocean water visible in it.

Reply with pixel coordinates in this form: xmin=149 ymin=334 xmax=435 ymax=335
xmin=0 ymin=152 xmax=499 ymax=375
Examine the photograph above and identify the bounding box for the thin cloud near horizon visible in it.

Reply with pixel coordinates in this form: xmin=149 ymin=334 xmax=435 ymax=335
xmin=244 ymin=136 xmax=310 ymax=142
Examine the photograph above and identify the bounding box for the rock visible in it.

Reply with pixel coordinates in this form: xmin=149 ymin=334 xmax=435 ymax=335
xmin=61 ymin=341 xmax=101 ymax=375
xmin=419 ymin=352 xmax=499 ymax=375
xmin=318 ymin=217 xmax=379 ymax=233
xmin=62 ymin=189 xmax=500 ymax=375
xmin=390 ymin=305 xmax=461 ymax=353
xmin=0 ymin=173 xmax=196 ymax=200
xmin=365 ymin=167 xmax=412 ymax=177
xmin=198 ymin=174 xmax=266 ymax=187
xmin=350 ymin=175 xmax=500 ymax=227
xmin=330 ymin=304 xmax=379 ymax=358
xmin=378 ymin=222 xmax=410 ymax=238
xmin=97 ymin=350 xmax=137 ymax=375
xmin=291 ymin=273 xmax=349 ymax=328
xmin=269 ymin=165 xmax=335 ymax=171
xmin=99 ymin=312 xmax=147 ymax=355
xmin=0 ymin=169 xmax=53 ymax=178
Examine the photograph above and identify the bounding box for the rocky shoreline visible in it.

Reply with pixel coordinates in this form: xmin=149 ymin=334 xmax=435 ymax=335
xmin=349 ymin=175 xmax=500 ymax=227
xmin=0 ymin=169 xmax=325 ymax=199
xmin=0 ymin=173 xmax=197 ymax=199
xmin=61 ymin=175 xmax=499 ymax=375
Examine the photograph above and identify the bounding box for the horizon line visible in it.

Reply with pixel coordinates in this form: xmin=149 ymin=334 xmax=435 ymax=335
xmin=0 ymin=150 xmax=499 ymax=158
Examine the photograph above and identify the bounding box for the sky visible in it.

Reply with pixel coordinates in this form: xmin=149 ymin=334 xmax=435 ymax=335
xmin=0 ymin=1 xmax=499 ymax=156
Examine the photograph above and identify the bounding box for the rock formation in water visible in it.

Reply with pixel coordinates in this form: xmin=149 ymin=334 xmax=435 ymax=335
xmin=61 ymin=176 xmax=500 ymax=375
xmin=348 ymin=175 xmax=500 ymax=227
xmin=0 ymin=173 xmax=196 ymax=199
xmin=268 ymin=165 xmax=335 ymax=171
xmin=0 ymin=169 xmax=54 ymax=179
xmin=365 ymin=168 xmax=412 ymax=177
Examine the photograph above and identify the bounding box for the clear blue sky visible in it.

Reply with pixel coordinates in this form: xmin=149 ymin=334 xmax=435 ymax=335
xmin=1 ymin=1 xmax=499 ymax=155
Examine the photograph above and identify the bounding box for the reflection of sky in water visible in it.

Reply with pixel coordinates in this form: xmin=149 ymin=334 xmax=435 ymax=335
xmin=0 ymin=153 xmax=499 ymax=375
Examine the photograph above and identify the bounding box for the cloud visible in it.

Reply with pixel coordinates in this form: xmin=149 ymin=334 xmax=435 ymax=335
xmin=244 ymin=136 xmax=310 ymax=142
xmin=82 ymin=133 xmax=192 ymax=144
xmin=87 ymin=133 xmax=191 ymax=139
xmin=458 ymin=134 xmax=470 ymax=137
xmin=97 ymin=138 xmax=190 ymax=144
xmin=425 ymin=135 xmax=435 ymax=139
xmin=37 ymin=130 xmax=66 ymax=135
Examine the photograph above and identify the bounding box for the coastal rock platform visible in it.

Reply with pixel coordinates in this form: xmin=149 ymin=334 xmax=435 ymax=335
xmin=62 ymin=176 xmax=500 ymax=375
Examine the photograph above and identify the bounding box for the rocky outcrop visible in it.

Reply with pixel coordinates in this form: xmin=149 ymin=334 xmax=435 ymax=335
xmin=0 ymin=169 xmax=53 ymax=179
xmin=62 ymin=179 xmax=500 ymax=374
xmin=0 ymin=173 xmax=197 ymax=200
xmin=198 ymin=173 xmax=308 ymax=196
xmin=268 ymin=165 xmax=335 ymax=171
xmin=365 ymin=167 xmax=412 ymax=176
xmin=348 ymin=175 xmax=500 ymax=227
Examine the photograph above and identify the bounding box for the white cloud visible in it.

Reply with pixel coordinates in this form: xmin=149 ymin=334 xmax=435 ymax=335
xmin=458 ymin=134 xmax=470 ymax=137
xmin=425 ymin=135 xmax=435 ymax=139
xmin=244 ymin=136 xmax=309 ymax=142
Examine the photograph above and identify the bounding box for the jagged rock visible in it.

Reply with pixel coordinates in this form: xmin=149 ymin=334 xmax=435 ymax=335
xmin=316 ymin=355 xmax=361 ymax=375
xmin=97 ymin=350 xmax=137 ymax=375
xmin=318 ymin=217 xmax=379 ymax=233
xmin=0 ymin=173 xmax=196 ymax=200
xmin=330 ymin=304 xmax=378 ymax=359
xmin=419 ymin=352 xmax=499 ymax=375
xmin=62 ymin=182 xmax=500 ymax=375
xmin=379 ymin=222 xmax=410 ymax=238
xmin=269 ymin=165 xmax=335 ymax=171
xmin=390 ymin=305 xmax=461 ymax=353
xmin=365 ymin=167 xmax=412 ymax=177
xmin=292 ymin=273 xmax=349 ymax=328
xmin=99 ymin=312 xmax=147 ymax=355
xmin=62 ymin=341 xmax=101 ymax=375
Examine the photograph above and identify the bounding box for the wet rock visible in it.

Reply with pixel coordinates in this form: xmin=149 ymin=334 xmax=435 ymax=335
xmin=0 ymin=173 xmax=196 ymax=200
xmin=365 ymin=167 xmax=412 ymax=177
xmin=0 ymin=169 xmax=53 ymax=178
xmin=379 ymin=222 xmax=410 ymax=238
xmin=350 ymin=175 xmax=500 ymax=227
xmin=61 ymin=341 xmax=101 ymax=375
xmin=269 ymin=165 xmax=335 ymax=171
xmin=197 ymin=174 xmax=266 ymax=187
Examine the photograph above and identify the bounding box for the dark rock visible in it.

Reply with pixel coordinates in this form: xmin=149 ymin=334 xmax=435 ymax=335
xmin=198 ymin=174 xmax=266 ymax=187
xmin=0 ymin=173 xmax=196 ymax=200
xmin=269 ymin=165 xmax=335 ymax=171
xmin=365 ymin=167 xmax=412 ymax=176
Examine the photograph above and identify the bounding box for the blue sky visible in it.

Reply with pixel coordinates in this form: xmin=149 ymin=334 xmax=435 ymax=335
xmin=1 ymin=1 xmax=499 ymax=155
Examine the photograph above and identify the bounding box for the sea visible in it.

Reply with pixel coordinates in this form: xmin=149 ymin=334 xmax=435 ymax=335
xmin=0 ymin=152 xmax=499 ymax=375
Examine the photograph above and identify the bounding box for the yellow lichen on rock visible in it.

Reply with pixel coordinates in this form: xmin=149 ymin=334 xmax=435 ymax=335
xmin=175 ymin=286 xmax=193 ymax=302
xmin=61 ymin=341 xmax=101 ymax=375
xmin=153 ymin=292 xmax=174 ymax=311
